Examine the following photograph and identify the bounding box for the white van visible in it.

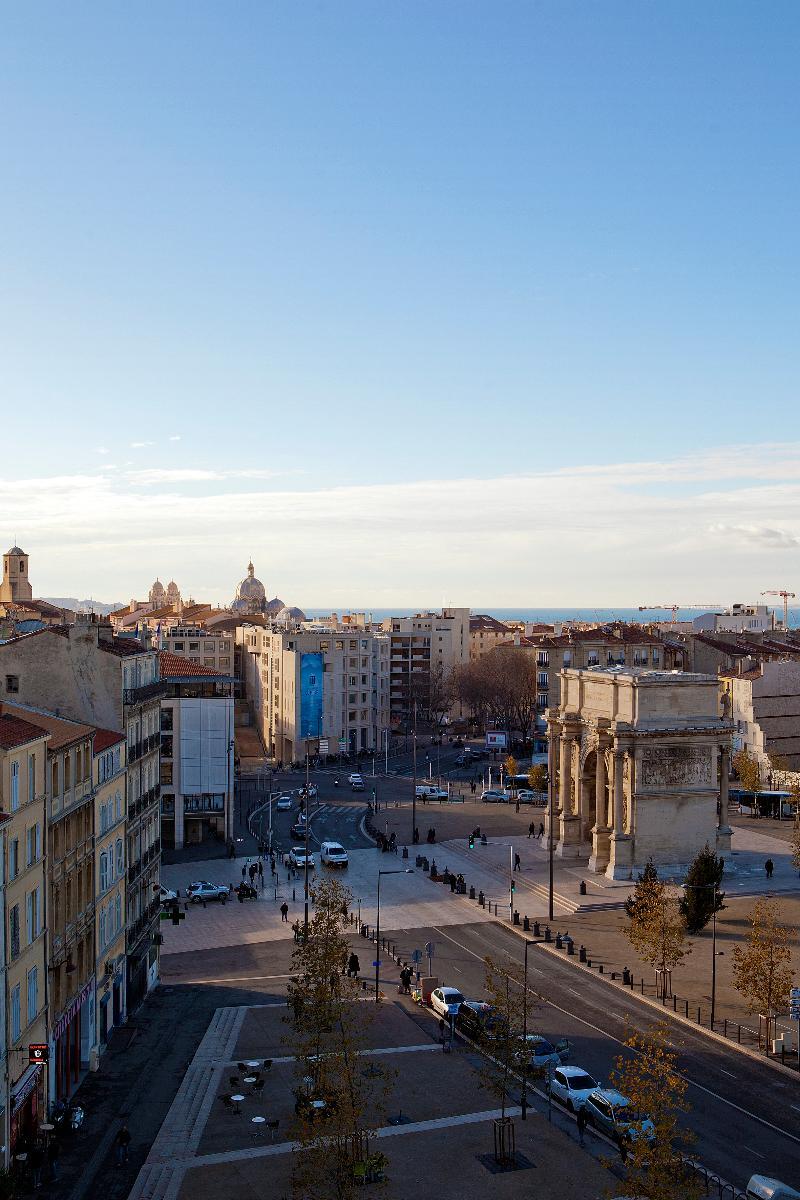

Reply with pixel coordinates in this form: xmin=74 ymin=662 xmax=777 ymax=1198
xmin=415 ymin=785 xmax=448 ymax=800
xmin=747 ymin=1177 xmax=800 ymax=1200
xmin=320 ymin=841 xmax=349 ymax=868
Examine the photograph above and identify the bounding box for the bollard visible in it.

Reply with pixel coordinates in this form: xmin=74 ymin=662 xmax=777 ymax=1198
xmin=513 ymin=910 xmax=520 ymax=926
xmin=402 ymin=845 xmax=408 ymax=859
xmin=469 ymin=885 xmax=476 ymax=900
xmin=533 ymin=920 xmax=541 ymax=938
xmin=598 ymin=964 xmax=603 ymax=974
xmin=523 ymin=915 xmax=530 ymax=931
xmin=415 ymin=855 xmax=422 ymax=868
xmin=579 ymin=945 xmax=586 ymax=963
xmin=544 ymin=926 xmax=552 ymax=943
xmin=579 ymin=880 xmax=587 ymax=896
xmin=587 ymin=959 xmax=592 ymax=968
xmin=566 ymin=938 xmax=575 ymax=956
xmin=555 ymin=933 xmax=563 ymax=949
xmin=623 ymin=967 xmax=631 ymax=985
xmin=292 ymin=888 xmax=296 ymax=902
xmin=478 ymin=890 xmax=485 ymax=907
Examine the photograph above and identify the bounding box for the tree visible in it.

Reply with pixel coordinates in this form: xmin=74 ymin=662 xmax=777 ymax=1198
xmin=608 ymin=1022 xmax=700 ymax=1200
xmin=679 ymin=844 xmax=725 ymax=934
xmin=528 ymin=763 xmax=547 ymax=793
xmin=732 ymin=748 xmax=761 ymax=793
xmin=503 ymin=754 xmax=518 ymax=790
xmin=480 ymin=956 xmax=542 ymax=1122
xmin=625 ymin=858 xmax=660 ymax=921
xmin=426 ymin=662 xmax=455 ymax=733
xmin=287 ymin=877 xmax=391 ymax=1199
xmin=732 ymin=897 xmax=796 ymax=1050
xmin=625 ymin=884 xmax=689 ymax=1000
xmin=791 ymin=816 xmax=800 ymax=876
xmin=452 ymin=649 xmax=537 ymax=745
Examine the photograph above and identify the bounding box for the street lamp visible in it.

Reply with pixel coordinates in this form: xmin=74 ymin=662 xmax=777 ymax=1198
xmin=521 ymin=939 xmax=534 ymax=1120
xmin=682 ymin=881 xmax=722 ymax=1028
xmin=375 ymin=869 xmax=414 ymax=1002
xmin=411 ymin=701 xmax=418 ymax=846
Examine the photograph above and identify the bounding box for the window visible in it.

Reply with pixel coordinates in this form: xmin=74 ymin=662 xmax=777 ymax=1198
xmin=587 ymin=653 xmax=599 ymax=667
xmin=115 ymin=892 xmax=122 ymax=933
xmin=28 ymin=754 xmax=36 ymax=802
xmin=116 ymin=838 xmax=124 ymax=875
xmin=537 ymin=653 xmax=548 ymax=667
xmin=27 ymin=967 xmax=38 ymax=1024
xmin=9 ymin=837 xmax=18 ymax=880
xmin=189 ymin=642 xmax=199 ymax=651
xmin=100 ymin=852 xmax=109 ymax=893
xmin=11 ymin=985 xmax=20 ymax=1041
xmin=26 ymin=823 xmax=41 ymax=867
xmin=10 ymin=760 xmax=19 ymax=811
xmin=563 ymin=651 xmax=572 ymax=666
xmin=115 ymin=789 xmax=122 ymax=821
xmin=537 ymin=672 xmax=549 ymax=688
xmin=5 ymin=674 xmax=19 ymax=694
xmin=9 ymin=904 xmax=20 ymax=958
xmin=99 ymin=905 xmax=107 ymax=950
xmin=652 ymin=650 xmax=660 ymax=666
xmin=26 ymin=888 xmax=41 ymax=943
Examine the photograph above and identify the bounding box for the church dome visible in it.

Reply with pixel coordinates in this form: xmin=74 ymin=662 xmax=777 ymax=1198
xmin=275 ymin=605 xmax=307 ymax=624
xmin=232 ymin=560 xmax=267 ymax=611
xmin=6 ymin=546 xmax=25 ymax=556
xmin=265 ymin=596 xmax=285 ymax=615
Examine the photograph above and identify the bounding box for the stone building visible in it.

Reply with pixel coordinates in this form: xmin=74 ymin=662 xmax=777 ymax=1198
xmin=382 ymin=608 xmax=470 ymax=729
xmin=0 ymin=547 xmax=33 ymax=606
xmin=547 ymin=667 xmax=733 ymax=880
xmin=92 ymin=730 xmax=127 ymax=1049
xmin=722 ymin=660 xmax=800 ymax=773
xmin=469 ymin=614 xmax=514 ymax=662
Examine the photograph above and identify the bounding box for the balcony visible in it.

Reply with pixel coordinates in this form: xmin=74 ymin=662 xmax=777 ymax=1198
xmin=123 ymin=680 xmax=167 ymax=706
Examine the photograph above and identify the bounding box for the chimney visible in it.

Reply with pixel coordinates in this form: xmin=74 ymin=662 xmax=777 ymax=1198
xmin=553 ymin=622 xmax=562 ymax=637
xmin=514 ymin=632 xmax=520 ymax=647
xmin=97 ymin=619 xmax=114 ymax=644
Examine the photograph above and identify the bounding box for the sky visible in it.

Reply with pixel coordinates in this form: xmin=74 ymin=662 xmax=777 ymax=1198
xmin=2 ymin=2 xmax=799 ymax=606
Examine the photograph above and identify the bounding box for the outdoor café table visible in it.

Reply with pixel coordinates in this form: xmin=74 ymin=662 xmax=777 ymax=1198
xmin=245 ymin=1060 xmax=260 ymax=1068
xmin=251 ymin=1117 xmax=266 ymax=1137
xmin=244 ymin=1076 xmax=257 ymax=1084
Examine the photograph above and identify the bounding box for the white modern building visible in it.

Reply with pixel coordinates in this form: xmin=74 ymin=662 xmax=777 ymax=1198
xmin=693 ymin=604 xmax=776 ymax=635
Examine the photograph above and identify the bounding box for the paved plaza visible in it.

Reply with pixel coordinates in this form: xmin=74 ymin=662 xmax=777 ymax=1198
xmin=128 ymin=996 xmax=614 ymax=1200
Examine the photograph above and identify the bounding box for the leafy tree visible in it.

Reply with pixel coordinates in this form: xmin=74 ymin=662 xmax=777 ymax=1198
xmin=503 ymin=754 xmax=518 ymax=790
xmin=679 ymin=844 xmax=725 ymax=934
xmin=732 ymin=897 xmax=796 ymax=1050
xmin=609 ymin=1022 xmax=700 ymax=1200
xmin=732 ymin=748 xmax=761 ymax=793
xmin=625 ymin=885 xmax=689 ymax=1000
xmin=625 ymin=858 xmax=660 ymax=921
xmin=287 ymin=877 xmax=390 ymax=1199
xmin=480 ymin=956 xmax=542 ymax=1121
xmin=791 ymin=817 xmax=800 ymax=877
xmin=528 ymin=763 xmax=547 ymax=792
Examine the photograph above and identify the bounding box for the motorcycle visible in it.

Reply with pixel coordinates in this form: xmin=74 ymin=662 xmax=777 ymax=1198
xmin=51 ymin=1098 xmax=85 ymax=1133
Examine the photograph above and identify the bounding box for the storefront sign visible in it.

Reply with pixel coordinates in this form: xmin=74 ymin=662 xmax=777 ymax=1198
xmin=53 ymin=975 xmax=95 ymax=1043
xmin=28 ymin=1044 xmax=48 ymax=1065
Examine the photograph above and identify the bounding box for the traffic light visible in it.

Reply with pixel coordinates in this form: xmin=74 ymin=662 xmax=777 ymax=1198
xmin=468 ymin=833 xmax=475 ymax=849
xmin=510 ymin=880 xmax=516 ymax=894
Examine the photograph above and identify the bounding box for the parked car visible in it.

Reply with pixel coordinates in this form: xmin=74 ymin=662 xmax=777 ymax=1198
xmin=584 ymin=1088 xmax=655 ymax=1145
xmin=186 ymin=881 xmax=228 ymax=903
xmin=290 ymin=821 xmax=309 ymax=839
xmin=289 ymin=847 xmax=315 ymax=871
xmin=430 ymin=987 xmax=466 ymax=1019
xmin=517 ymin=789 xmax=546 ymax=806
xmin=747 ymin=1177 xmax=800 ymax=1200
xmin=549 ymin=1066 xmax=599 ymax=1112
xmin=159 ymin=884 xmax=178 ymax=904
xmin=524 ymin=1034 xmax=570 ymax=1074
xmin=455 ymin=1001 xmax=497 ymax=1040
xmin=480 ymin=789 xmax=508 ymax=803
xmin=320 ymin=841 xmax=349 ymax=868
xmin=348 ymin=773 xmax=363 ymax=785
xmin=276 ymin=795 xmax=293 ymax=811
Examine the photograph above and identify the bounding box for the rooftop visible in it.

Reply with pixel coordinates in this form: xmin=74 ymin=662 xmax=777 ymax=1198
xmin=0 ymin=712 xmax=48 ymax=750
xmin=158 ymin=651 xmax=226 ymax=679
xmin=1 ymin=703 xmax=95 ymax=750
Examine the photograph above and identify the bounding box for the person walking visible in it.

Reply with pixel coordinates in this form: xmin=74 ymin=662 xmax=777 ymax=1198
xmin=114 ymin=1124 xmax=131 ymax=1167
xmin=538 ymin=822 xmax=544 ymax=840
xmin=528 ymin=821 xmax=535 ymax=838
xmin=576 ymin=1105 xmax=588 ymax=1147
xmin=280 ymin=902 xmax=289 ymax=923
xmin=258 ymin=860 xmax=264 ymax=887
xmin=514 ymin=852 xmax=521 ymax=872
xmin=241 ymin=864 xmax=247 ymax=880
xmin=765 ymin=858 xmax=774 ymax=879
xmin=347 ymin=952 xmax=360 ymax=978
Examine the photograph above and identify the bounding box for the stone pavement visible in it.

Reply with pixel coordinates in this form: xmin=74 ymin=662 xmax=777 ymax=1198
xmin=128 ymin=997 xmax=616 ymax=1200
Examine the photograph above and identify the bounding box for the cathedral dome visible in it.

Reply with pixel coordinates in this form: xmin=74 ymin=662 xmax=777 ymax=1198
xmin=265 ymin=596 xmax=285 ymax=615
xmin=232 ymin=561 xmax=267 ymax=611
xmin=275 ymin=605 xmax=307 ymax=624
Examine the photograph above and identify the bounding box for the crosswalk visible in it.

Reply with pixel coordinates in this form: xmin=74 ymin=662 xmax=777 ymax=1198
xmin=314 ymin=803 xmax=363 ymax=818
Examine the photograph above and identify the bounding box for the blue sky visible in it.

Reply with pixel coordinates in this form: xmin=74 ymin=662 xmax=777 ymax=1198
xmin=2 ymin=3 xmax=799 ymax=604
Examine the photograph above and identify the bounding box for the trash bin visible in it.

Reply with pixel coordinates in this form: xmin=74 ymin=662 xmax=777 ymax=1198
xmin=478 ymin=890 xmax=485 ymax=907
xmin=544 ymin=926 xmax=552 ymax=943
xmin=533 ymin=921 xmax=541 ymax=938
xmin=469 ymin=885 xmax=476 ymax=900
xmin=579 ymin=945 xmax=587 ymax=963
xmin=555 ymin=933 xmax=563 ymax=949
xmin=579 ymin=880 xmax=587 ymax=896
xmin=523 ymin=916 xmax=530 ymax=931
xmin=513 ymin=910 xmax=520 ymax=926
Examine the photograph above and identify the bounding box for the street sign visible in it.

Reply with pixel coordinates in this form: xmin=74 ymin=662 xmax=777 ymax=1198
xmin=372 ymin=960 xmax=382 ymax=967
xmin=411 ymin=949 xmax=422 ymax=964
xmin=338 ymin=738 xmax=347 ymax=752
xmin=319 ymin=738 xmax=329 ymax=754
xmin=424 ymin=941 xmax=434 ymax=958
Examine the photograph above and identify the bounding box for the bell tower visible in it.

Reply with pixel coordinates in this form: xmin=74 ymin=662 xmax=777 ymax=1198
xmin=0 ymin=545 xmax=34 ymax=604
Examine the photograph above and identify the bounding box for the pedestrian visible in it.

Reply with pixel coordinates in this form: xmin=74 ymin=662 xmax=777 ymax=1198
xmin=347 ymin=952 xmax=360 ymax=978
xmin=29 ymin=1143 xmax=44 ymax=1187
xmin=241 ymin=864 xmax=247 ymax=880
xmin=765 ymin=858 xmax=774 ymax=879
xmin=258 ymin=860 xmax=264 ymax=885
xmin=538 ymin=822 xmax=544 ymax=840
xmin=228 ymin=839 xmax=235 ymax=859
xmin=280 ymin=902 xmax=289 ymax=922
xmin=576 ymin=1105 xmax=588 ymax=1146
xmin=514 ymin=852 xmax=521 ymax=872
xmin=449 ymin=874 xmax=456 ymax=893
xmin=47 ymin=1137 xmax=60 ymax=1180
xmin=237 ymin=885 xmax=244 ymax=903
xmin=114 ymin=1124 xmax=131 ymax=1167
xmin=528 ymin=822 xmax=535 ymax=838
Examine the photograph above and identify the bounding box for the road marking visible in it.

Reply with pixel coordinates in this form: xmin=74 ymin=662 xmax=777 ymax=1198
xmin=744 ymin=1146 xmax=766 ymax=1159
xmin=164 ymin=972 xmax=294 ymax=984
xmin=431 ymin=925 xmax=800 ymax=1148
xmin=719 ymin=1068 xmax=737 ymax=1079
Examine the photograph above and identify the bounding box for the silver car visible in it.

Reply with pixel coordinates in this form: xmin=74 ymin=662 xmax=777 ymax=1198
xmin=549 ymin=1065 xmax=598 ymax=1112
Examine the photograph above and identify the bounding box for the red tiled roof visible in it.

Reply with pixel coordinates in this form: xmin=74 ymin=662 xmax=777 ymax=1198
xmin=0 ymin=713 xmax=48 ymax=750
xmin=158 ymin=651 xmax=224 ymax=678
xmin=100 ymin=636 xmax=147 ymax=657
xmin=1 ymin=703 xmax=94 ymax=750
xmin=93 ymin=727 xmax=125 ymax=753
xmin=470 ymin=615 xmax=512 ymax=634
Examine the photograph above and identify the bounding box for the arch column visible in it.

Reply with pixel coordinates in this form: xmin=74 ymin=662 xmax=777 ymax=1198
xmin=606 ymin=742 xmax=633 ymax=880
xmin=716 ymin=742 xmax=733 ymax=855
xmin=557 ymin=719 xmax=582 ymax=859
xmin=544 ymin=716 xmax=561 ymax=842
xmin=588 ymin=738 xmax=610 ymax=873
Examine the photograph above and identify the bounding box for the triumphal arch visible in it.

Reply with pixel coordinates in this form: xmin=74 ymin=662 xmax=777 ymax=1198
xmin=546 ymin=668 xmax=733 ymax=880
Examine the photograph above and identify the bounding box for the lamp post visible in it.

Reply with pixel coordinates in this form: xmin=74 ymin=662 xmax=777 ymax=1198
xmin=411 ymin=701 xmax=418 ymax=846
xmin=375 ymin=869 xmax=414 ymax=1002
xmin=521 ymin=939 xmax=534 ymax=1120
xmin=682 ymin=881 xmax=721 ymax=1028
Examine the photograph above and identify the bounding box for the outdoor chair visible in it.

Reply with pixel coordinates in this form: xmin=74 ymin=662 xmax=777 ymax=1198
xmin=251 ymin=1079 xmax=265 ymax=1096
xmin=266 ymin=1119 xmax=279 ymax=1141
xmin=228 ymin=1075 xmax=240 ymax=1088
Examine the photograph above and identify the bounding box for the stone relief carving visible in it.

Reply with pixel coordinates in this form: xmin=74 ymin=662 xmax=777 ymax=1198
xmin=639 ymin=746 xmax=712 ymax=788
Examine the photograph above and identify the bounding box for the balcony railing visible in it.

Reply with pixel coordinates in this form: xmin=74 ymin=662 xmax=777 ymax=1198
xmin=123 ymin=680 xmax=167 ymax=706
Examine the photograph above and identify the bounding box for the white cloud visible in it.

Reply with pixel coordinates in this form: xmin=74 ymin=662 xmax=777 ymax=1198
xmin=129 ymin=441 xmax=155 ymax=449
xmin=7 ymin=441 xmax=800 ymax=605
xmin=95 ymin=446 xmax=109 ymax=455
xmin=168 ymin=435 xmax=181 ymax=442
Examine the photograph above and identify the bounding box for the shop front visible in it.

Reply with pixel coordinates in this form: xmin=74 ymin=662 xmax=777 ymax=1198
xmin=97 ymin=957 xmax=126 ymax=1047
xmin=10 ymin=1062 xmax=44 ymax=1154
xmin=51 ymin=977 xmax=95 ymax=1104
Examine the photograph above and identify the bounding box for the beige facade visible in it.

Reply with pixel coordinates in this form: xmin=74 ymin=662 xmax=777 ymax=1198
xmin=240 ymin=626 xmax=390 ymax=763
xmin=722 ymin=660 xmax=800 ymax=773
xmin=93 ymin=732 xmax=127 ymax=1049
xmin=162 ymin=626 xmax=235 ymax=676
xmin=469 ymin=615 xmax=514 ymax=662
xmin=0 ymin=714 xmax=48 ymax=1152
xmin=383 ymin=608 xmax=470 ymax=727
xmin=547 ymin=668 xmax=732 ymax=880
xmin=0 ymin=547 xmax=33 ymax=606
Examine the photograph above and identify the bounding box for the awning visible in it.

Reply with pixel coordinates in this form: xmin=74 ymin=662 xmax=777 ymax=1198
xmin=11 ymin=1063 xmax=42 ymax=1114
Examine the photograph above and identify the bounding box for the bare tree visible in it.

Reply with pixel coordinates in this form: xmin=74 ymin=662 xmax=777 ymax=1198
xmin=732 ymin=897 xmax=796 ymax=1050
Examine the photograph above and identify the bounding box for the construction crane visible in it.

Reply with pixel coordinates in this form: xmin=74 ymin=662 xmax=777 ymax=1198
xmin=638 ymin=604 xmax=724 ymax=623
xmin=761 ymin=590 xmax=796 ymax=630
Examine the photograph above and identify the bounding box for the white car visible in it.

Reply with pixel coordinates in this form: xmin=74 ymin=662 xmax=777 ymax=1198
xmin=159 ymin=884 xmax=178 ymax=904
xmin=348 ymin=773 xmax=363 ymax=785
xmin=186 ymin=881 xmax=228 ymax=903
xmin=320 ymin=841 xmax=349 ymax=868
xmin=480 ymin=789 xmax=508 ymax=803
xmin=289 ymin=847 xmax=315 ymax=871
xmin=549 ymin=1065 xmax=598 ymax=1112
xmin=430 ymin=987 xmax=466 ymax=1019
xmin=276 ymin=795 xmax=292 ymax=811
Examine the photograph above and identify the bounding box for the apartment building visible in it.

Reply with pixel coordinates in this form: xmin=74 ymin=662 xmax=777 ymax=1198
xmin=158 ymin=653 xmax=234 ymax=851
xmin=239 ymin=626 xmax=390 ymax=763
xmin=469 ymin=614 xmax=514 ymax=662
xmin=721 ymin=659 xmax=800 ymax=773
xmin=0 ymin=713 xmax=48 ymax=1155
xmin=161 ymin=626 xmax=236 ymax=676
xmin=93 ymin=730 xmax=126 ymax=1049
xmin=0 ymin=618 xmax=162 ymax=1013
xmin=500 ymin=625 xmax=666 ymax=716
xmin=382 ymin=608 xmax=470 ymax=728
xmin=3 ymin=706 xmax=96 ymax=1104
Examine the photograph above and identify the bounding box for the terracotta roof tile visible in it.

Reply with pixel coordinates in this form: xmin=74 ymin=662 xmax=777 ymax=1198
xmin=158 ymin=651 xmax=224 ymax=678
xmin=0 ymin=713 xmax=48 ymax=749
xmin=92 ymin=728 xmax=125 ymax=753
xmin=1 ymin=703 xmax=95 ymax=750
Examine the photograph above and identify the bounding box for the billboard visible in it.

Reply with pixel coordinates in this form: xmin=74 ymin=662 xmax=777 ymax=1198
xmin=486 ymin=731 xmax=508 ymax=749
xmin=300 ymin=652 xmax=324 ymax=739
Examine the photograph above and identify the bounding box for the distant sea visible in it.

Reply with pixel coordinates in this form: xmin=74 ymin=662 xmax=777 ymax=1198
xmin=305 ymin=606 xmax=800 ymax=629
